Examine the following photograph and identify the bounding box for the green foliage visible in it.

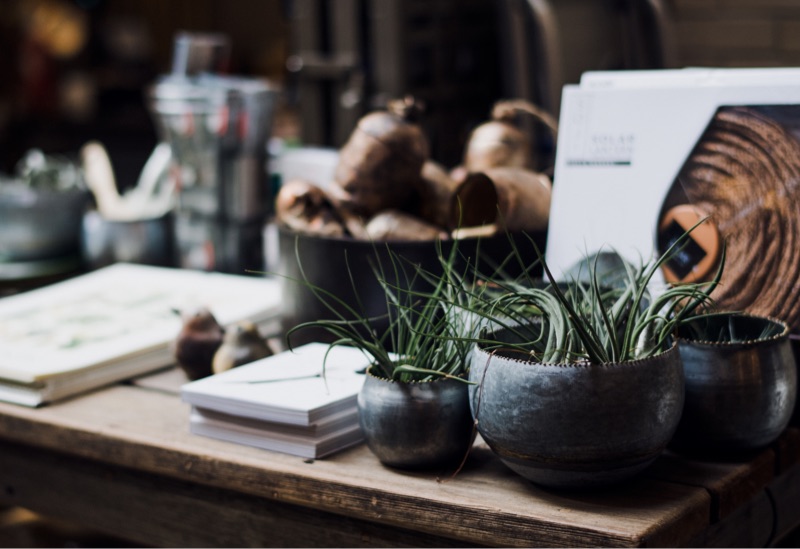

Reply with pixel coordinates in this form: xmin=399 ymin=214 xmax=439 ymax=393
xmin=286 ymin=218 xmax=726 ymax=373
xmin=285 ymin=238 xmax=480 ymax=382
xmin=678 ymin=311 xmax=786 ymax=344
xmin=458 ymin=219 xmax=726 ymax=364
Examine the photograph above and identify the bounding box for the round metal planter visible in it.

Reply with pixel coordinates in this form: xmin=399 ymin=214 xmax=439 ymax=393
xmin=357 ymin=372 xmax=474 ymax=469
xmin=0 ymin=183 xmax=90 ymax=262
xmin=468 ymin=334 xmax=685 ymax=489
xmin=672 ymin=313 xmax=797 ymax=453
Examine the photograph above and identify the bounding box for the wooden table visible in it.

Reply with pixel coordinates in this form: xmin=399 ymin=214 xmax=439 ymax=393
xmin=0 ymin=367 xmax=797 ymax=548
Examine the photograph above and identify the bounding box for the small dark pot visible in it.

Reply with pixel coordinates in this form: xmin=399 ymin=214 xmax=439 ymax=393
xmin=469 ymin=330 xmax=684 ymax=489
xmin=673 ymin=313 xmax=797 ymax=453
xmin=0 ymin=184 xmax=90 ymax=262
xmin=357 ymin=372 xmax=474 ymax=469
xmin=81 ymin=210 xmax=176 ymax=269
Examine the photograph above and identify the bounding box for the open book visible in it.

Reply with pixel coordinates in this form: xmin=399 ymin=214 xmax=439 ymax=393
xmin=0 ymin=263 xmax=282 ymax=406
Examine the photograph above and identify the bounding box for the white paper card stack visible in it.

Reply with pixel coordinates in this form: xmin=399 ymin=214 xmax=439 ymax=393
xmin=180 ymin=342 xmax=369 ymax=459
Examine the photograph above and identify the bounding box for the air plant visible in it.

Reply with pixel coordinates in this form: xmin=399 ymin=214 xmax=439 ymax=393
xmin=286 ymin=217 xmax=725 ymax=375
xmin=457 ymin=218 xmax=727 ymax=364
xmin=677 ymin=311 xmax=786 ymax=344
xmin=285 ymin=237 xmax=481 ymax=383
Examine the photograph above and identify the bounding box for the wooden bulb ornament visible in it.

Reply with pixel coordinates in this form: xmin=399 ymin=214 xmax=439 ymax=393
xmin=275 ymin=179 xmax=346 ymax=237
xmin=463 ymin=99 xmax=558 ymax=173
xmin=212 ymin=320 xmax=274 ymax=374
xmin=173 ymin=307 xmax=224 ymax=381
xmin=329 ymin=96 xmax=430 ymax=218
xmin=364 ymin=210 xmax=449 ymax=241
xmin=457 ymin=168 xmax=552 ymax=233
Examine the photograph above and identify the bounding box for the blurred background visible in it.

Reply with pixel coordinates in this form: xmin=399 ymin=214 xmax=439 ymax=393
xmin=3 ymin=2 xmax=800 ymax=544
xmin=0 ymin=0 xmax=289 ymax=190
xmin=4 ymin=0 xmax=800 ymax=185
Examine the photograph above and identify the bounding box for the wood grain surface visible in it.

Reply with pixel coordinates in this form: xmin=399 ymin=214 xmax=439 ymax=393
xmin=0 ymin=369 xmax=794 ymax=547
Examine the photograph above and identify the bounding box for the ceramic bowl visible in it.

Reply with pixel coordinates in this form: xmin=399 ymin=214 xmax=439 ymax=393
xmin=80 ymin=210 xmax=176 ymax=269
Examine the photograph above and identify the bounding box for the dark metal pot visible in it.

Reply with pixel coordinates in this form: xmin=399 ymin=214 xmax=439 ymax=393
xmin=673 ymin=313 xmax=797 ymax=453
xmin=0 ymin=183 xmax=90 ymax=262
xmin=468 ymin=329 xmax=684 ymax=489
xmin=276 ymin=226 xmax=546 ymax=347
xmin=80 ymin=210 xmax=176 ymax=269
xmin=357 ymin=371 xmax=474 ymax=469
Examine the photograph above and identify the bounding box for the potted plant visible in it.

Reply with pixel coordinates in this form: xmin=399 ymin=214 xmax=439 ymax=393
xmin=672 ymin=311 xmax=797 ymax=454
xmin=459 ymin=223 xmax=725 ymax=488
xmin=285 ymin=241 xmax=477 ymax=470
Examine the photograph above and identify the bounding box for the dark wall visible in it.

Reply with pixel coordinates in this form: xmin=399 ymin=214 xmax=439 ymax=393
xmin=0 ymin=0 xmax=289 ymax=188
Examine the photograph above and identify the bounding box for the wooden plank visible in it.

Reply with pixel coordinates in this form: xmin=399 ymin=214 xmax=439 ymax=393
xmin=128 ymin=365 xmax=186 ymax=395
xmin=0 ymin=385 xmax=712 ymax=548
xmin=645 ymin=449 xmax=775 ymax=521
xmin=767 ymin=463 xmax=800 ymax=545
xmin=0 ymin=440 xmax=472 ymax=548
xmin=771 ymin=427 xmax=800 ymax=474
xmin=683 ymin=491 xmax=774 ymax=548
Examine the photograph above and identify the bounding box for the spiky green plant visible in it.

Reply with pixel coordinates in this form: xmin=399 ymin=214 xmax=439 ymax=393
xmin=285 ymin=218 xmax=724 ymax=373
xmin=677 ymin=311 xmax=785 ymax=344
xmin=456 ymin=219 xmax=727 ymax=364
xmin=285 ymin=237 xmax=481 ymax=382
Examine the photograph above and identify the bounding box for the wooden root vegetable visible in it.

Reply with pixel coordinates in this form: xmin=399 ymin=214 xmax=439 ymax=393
xmin=364 ymin=210 xmax=449 ymax=241
xmin=412 ymin=160 xmax=502 ymax=231
xmin=457 ymin=167 xmax=552 ymax=233
xmin=463 ymin=99 xmax=558 ymax=173
xmin=330 ymin=96 xmax=430 ymax=218
xmin=275 ymin=179 xmax=346 ymax=237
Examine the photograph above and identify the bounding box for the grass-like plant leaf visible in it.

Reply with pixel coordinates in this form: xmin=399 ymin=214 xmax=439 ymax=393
xmin=285 ymin=235 xmax=477 ymax=382
xmin=450 ymin=218 xmax=725 ymax=364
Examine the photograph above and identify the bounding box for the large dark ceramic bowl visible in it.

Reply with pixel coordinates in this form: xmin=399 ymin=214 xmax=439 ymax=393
xmin=468 ymin=328 xmax=684 ymax=489
xmin=673 ymin=313 xmax=797 ymax=453
xmin=276 ymin=226 xmax=546 ymax=346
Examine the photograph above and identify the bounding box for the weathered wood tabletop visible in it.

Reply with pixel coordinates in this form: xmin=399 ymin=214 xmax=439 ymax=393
xmin=0 ymin=366 xmax=797 ymax=548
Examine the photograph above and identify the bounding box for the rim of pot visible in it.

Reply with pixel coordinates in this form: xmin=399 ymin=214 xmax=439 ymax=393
xmin=365 ymin=365 xmax=467 ymax=384
xmin=278 ymin=223 xmax=533 ymax=247
xmin=473 ymin=337 xmax=679 ymax=368
xmin=676 ymin=312 xmax=789 ymax=348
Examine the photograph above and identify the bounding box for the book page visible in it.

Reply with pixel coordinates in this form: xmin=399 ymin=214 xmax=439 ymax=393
xmin=0 ymin=264 xmax=282 ymax=383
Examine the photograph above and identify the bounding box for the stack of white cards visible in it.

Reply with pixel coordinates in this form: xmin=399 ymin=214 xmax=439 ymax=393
xmin=181 ymin=343 xmax=369 ymax=459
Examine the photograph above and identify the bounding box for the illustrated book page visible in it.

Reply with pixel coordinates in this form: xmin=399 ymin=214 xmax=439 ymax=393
xmin=0 ymin=263 xmax=282 ymax=384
